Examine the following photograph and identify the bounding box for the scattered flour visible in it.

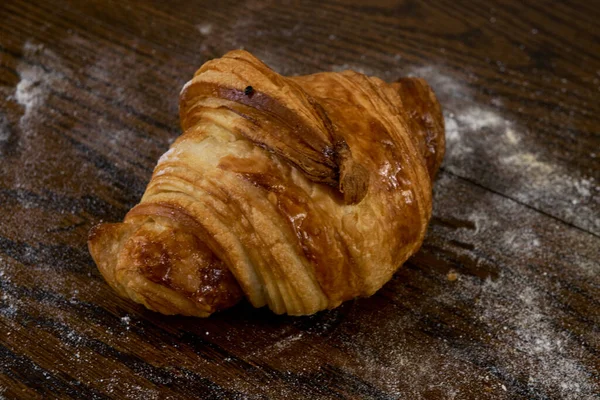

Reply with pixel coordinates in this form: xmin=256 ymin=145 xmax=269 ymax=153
xmin=0 ymin=115 xmax=10 ymax=143
xmin=501 ymin=152 xmax=555 ymax=175
xmin=408 ymin=65 xmax=466 ymax=95
xmin=477 ymin=277 xmax=596 ymax=397
xmin=407 ymin=65 xmax=599 ymax=235
xmin=14 ymin=66 xmax=54 ymax=124
xmin=504 ymin=127 xmax=519 ymax=144
xmin=269 ymin=332 xmax=304 ymax=353
xmin=12 ymin=43 xmax=61 ymax=129
xmin=0 ymin=38 xmax=188 ymax=399
xmin=427 ymin=174 xmax=599 ymax=398
xmin=196 ymin=23 xmax=213 ymax=36
xmin=455 ymin=107 xmax=504 ymax=131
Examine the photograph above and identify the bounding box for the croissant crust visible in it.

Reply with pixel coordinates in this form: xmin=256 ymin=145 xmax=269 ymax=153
xmin=88 ymin=50 xmax=445 ymax=317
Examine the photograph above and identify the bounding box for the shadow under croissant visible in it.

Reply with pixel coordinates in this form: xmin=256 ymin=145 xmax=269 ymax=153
xmin=85 ymin=174 xmax=501 ymax=364
xmin=117 ymin=248 xmax=489 ymax=337
xmin=76 ymin=227 xmax=514 ymax=397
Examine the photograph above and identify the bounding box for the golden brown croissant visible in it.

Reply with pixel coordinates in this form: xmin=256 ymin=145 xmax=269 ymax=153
xmin=88 ymin=50 xmax=445 ymax=317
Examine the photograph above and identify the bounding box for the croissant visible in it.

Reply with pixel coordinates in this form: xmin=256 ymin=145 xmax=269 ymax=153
xmin=88 ymin=50 xmax=445 ymax=317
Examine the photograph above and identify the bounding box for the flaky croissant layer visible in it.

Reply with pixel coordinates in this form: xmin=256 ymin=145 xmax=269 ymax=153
xmin=88 ymin=50 xmax=445 ymax=317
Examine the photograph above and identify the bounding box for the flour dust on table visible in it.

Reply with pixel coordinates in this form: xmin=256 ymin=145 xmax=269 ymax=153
xmin=407 ymin=65 xmax=599 ymax=235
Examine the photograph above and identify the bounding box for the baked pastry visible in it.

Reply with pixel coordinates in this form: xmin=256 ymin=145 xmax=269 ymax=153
xmin=88 ymin=50 xmax=445 ymax=317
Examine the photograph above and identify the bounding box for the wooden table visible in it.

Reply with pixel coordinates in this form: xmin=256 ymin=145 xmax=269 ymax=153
xmin=1 ymin=1 xmax=598 ymax=399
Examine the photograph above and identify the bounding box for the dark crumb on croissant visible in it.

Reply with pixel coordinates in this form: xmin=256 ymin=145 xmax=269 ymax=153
xmin=244 ymin=85 xmax=254 ymax=96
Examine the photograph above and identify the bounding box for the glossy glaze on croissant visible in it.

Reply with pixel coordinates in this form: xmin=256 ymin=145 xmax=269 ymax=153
xmin=88 ymin=50 xmax=445 ymax=317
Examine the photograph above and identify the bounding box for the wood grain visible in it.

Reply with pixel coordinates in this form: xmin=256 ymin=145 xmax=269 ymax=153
xmin=0 ymin=1 xmax=598 ymax=399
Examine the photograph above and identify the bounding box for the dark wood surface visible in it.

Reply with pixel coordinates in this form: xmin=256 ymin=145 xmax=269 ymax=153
xmin=1 ymin=1 xmax=599 ymax=399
